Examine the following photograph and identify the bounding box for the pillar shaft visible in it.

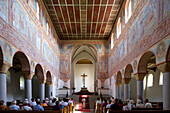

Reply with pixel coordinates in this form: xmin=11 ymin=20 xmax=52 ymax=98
xmin=115 ymin=86 xmax=121 ymax=99
xmin=0 ymin=73 xmax=7 ymax=105
xmin=39 ymin=84 xmax=45 ymax=102
xmin=47 ymin=85 xmax=53 ymax=98
xmin=137 ymin=81 xmax=144 ymax=103
xmin=163 ymin=72 xmax=170 ymax=110
xmin=124 ymin=84 xmax=130 ymax=101
xmin=25 ymin=79 xmax=32 ymax=102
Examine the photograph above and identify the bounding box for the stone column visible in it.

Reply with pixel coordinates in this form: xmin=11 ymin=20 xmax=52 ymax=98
xmin=25 ymin=79 xmax=32 ymax=102
xmin=123 ymin=78 xmax=130 ymax=101
xmin=0 ymin=64 xmax=10 ymax=105
xmin=39 ymin=83 xmax=45 ymax=102
xmin=157 ymin=63 xmax=170 ymax=110
xmin=135 ymin=73 xmax=145 ymax=103
xmin=115 ymin=85 xmax=121 ymax=99
xmin=47 ymin=85 xmax=53 ymax=98
xmin=124 ymin=84 xmax=130 ymax=101
xmin=22 ymin=72 xmax=33 ymax=102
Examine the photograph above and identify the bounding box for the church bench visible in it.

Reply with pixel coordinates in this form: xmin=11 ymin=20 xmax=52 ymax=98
xmin=132 ymin=108 xmax=163 ymax=110
xmin=108 ymin=110 xmax=170 ymax=113
xmin=0 ymin=110 xmax=62 ymax=113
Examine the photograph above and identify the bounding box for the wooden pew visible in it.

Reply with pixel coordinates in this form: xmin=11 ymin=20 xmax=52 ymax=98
xmin=43 ymin=106 xmax=53 ymax=111
xmin=0 ymin=110 xmax=63 ymax=113
xmin=96 ymin=103 xmax=102 ymax=113
xmin=108 ymin=110 xmax=170 ymax=113
xmin=69 ymin=103 xmax=72 ymax=113
xmin=132 ymin=108 xmax=163 ymax=110
xmin=73 ymin=102 xmax=75 ymax=111
xmin=63 ymin=106 xmax=67 ymax=113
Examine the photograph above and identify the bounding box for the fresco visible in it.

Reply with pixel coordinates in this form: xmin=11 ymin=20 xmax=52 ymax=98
xmin=60 ymin=44 xmax=74 ymax=55
xmin=0 ymin=0 xmax=8 ymax=22
xmin=36 ymin=31 xmax=41 ymax=50
xmin=94 ymin=44 xmax=109 ymax=54
xmin=61 ymin=60 xmax=68 ymax=72
xmin=3 ymin=42 xmax=12 ymax=62
xmin=13 ymin=0 xmax=20 ymax=30
xmin=19 ymin=8 xmax=26 ymax=35
xmin=100 ymin=60 xmax=107 ymax=72
xmin=156 ymin=41 xmax=166 ymax=58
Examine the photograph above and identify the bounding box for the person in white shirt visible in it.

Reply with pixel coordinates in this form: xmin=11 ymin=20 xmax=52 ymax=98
xmin=61 ymin=98 xmax=68 ymax=106
xmin=123 ymin=102 xmax=131 ymax=111
xmin=106 ymin=100 xmax=112 ymax=109
xmin=8 ymin=100 xmax=20 ymax=111
xmin=21 ymin=101 xmax=32 ymax=111
xmin=144 ymin=99 xmax=152 ymax=108
xmin=136 ymin=99 xmax=144 ymax=108
xmin=30 ymin=98 xmax=37 ymax=107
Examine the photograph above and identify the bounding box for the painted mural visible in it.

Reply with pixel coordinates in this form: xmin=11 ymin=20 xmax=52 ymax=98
xmin=3 ymin=42 xmax=12 ymax=61
xmin=0 ymin=0 xmax=8 ymax=22
xmin=100 ymin=60 xmax=107 ymax=72
xmin=156 ymin=41 xmax=166 ymax=59
xmin=61 ymin=60 xmax=68 ymax=72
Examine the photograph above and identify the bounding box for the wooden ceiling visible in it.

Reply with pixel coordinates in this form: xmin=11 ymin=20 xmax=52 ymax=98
xmin=43 ymin=0 xmax=123 ymax=40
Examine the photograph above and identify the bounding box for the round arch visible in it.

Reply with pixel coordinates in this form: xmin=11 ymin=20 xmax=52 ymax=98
xmin=35 ymin=64 xmax=45 ymax=84
xmin=0 ymin=46 xmax=4 ymax=65
xmin=71 ymin=44 xmax=98 ymax=93
xmin=124 ymin=64 xmax=133 ymax=84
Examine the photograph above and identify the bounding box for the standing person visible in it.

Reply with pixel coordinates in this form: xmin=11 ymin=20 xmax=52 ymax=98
xmin=21 ymin=101 xmax=32 ymax=111
xmin=32 ymin=101 xmax=44 ymax=111
xmin=8 ymin=100 xmax=20 ymax=111
xmin=0 ymin=100 xmax=8 ymax=111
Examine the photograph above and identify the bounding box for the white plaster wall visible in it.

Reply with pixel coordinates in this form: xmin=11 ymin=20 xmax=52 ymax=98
xmin=74 ymin=64 xmax=94 ymax=92
xmin=104 ymin=79 xmax=109 ymax=88
xmin=145 ymin=69 xmax=163 ymax=102
xmin=59 ymin=79 xmax=64 ymax=88
xmin=98 ymin=79 xmax=101 ymax=88
xmin=7 ymin=69 xmax=25 ymax=102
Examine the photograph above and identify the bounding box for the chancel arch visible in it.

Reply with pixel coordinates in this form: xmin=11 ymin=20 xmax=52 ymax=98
xmin=71 ymin=44 xmax=98 ymax=93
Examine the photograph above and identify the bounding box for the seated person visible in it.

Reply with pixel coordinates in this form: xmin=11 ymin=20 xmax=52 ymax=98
xmin=61 ymin=98 xmax=68 ymax=107
xmin=32 ymin=101 xmax=44 ymax=111
xmin=123 ymin=102 xmax=131 ymax=111
xmin=106 ymin=100 xmax=112 ymax=109
xmin=21 ymin=101 xmax=32 ymax=111
xmin=110 ymin=99 xmax=121 ymax=110
xmin=49 ymin=98 xmax=56 ymax=106
xmin=53 ymin=101 xmax=61 ymax=110
xmin=41 ymin=100 xmax=47 ymax=107
xmin=0 ymin=100 xmax=8 ymax=111
xmin=30 ymin=98 xmax=37 ymax=107
xmin=8 ymin=100 xmax=20 ymax=111
xmin=144 ymin=99 xmax=152 ymax=108
xmin=102 ymin=99 xmax=108 ymax=107
xmin=136 ymin=99 xmax=144 ymax=108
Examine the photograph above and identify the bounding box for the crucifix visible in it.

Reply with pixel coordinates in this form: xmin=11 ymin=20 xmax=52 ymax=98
xmin=81 ymin=73 xmax=88 ymax=88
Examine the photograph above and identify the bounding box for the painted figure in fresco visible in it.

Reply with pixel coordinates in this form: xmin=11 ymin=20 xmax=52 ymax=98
xmin=157 ymin=42 xmax=166 ymax=58
xmin=13 ymin=1 xmax=20 ymax=29
xmin=4 ymin=43 xmax=12 ymax=61
xmin=0 ymin=0 xmax=7 ymax=21
xmin=61 ymin=61 xmax=68 ymax=71
xmin=101 ymin=60 xmax=106 ymax=72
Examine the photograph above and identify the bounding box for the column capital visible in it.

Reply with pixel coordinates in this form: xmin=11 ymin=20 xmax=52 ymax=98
xmin=0 ymin=64 xmax=10 ymax=74
xmin=22 ymin=71 xmax=34 ymax=79
xmin=123 ymin=78 xmax=131 ymax=84
xmin=115 ymin=83 xmax=121 ymax=87
xmin=134 ymin=73 xmax=146 ymax=81
xmin=157 ymin=62 xmax=170 ymax=73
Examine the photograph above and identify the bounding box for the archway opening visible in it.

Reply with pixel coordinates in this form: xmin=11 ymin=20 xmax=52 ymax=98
xmin=7 ymin=52 xmax=30 ymax=102
xmin=71 ymin=44 xmax=97 ymax=93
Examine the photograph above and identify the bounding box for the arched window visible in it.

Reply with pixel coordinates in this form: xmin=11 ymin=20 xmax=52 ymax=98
xmin=147 ymin=74 xmax=153 ymax=87
xmin=36 ymin=2 xmax=39 ymax=20
xmin=20 ymin=76 xmax=24 ymax=90
xmin=125 ymin=0 xmax=132 ymax=23
xmin=117 ymin=17 xmax=121 ymax=38
xmin=143 ymin=76 xmax=146 ymax=90
xmin=159 ymin=72 xmax=163 ymax=85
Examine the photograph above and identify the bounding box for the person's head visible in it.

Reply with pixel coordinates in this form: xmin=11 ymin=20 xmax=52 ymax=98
xmin=130 ymin=100 xmax=134 ymax=104
xmin=16 ymin=100 xmax=20 ymax=105
xmin=55 ymin=101 xmax=59 ymax=106
xmin=137 ymin=99 xmax=142 ymax=104
xmin=124 ymin=102 xmax=128 ymax=106
xmin=97 ymin=98 xmax=100 ymax=101
xmin=104 ymin=99 xmax=107 ymax=103
xmin=23 ymin=100 xmax=29 ymax=106
xmin=12 ymin=100 xmax=17 ymax=105
xmin=43 ymin=100 xmax=46 ymax=103
xmin=119 ymin=99 xmax=123 ymax=104
xmin=37 ymin=99 xmax=40 ymax=102
xmin=31 ymin=98 xmax=35 ymax=102
xmin=52 ymin=99 xmax=56 ymax=103
xmin=108 ymin=100 xmax=112 ymax=104
xmin=0 ymin=100 xmax=4 ymax=105
xmin=37 ymin=101 xmax=41 ymax=105
xmin=114 ymin=98 xmax=119 ymax=104
xmin=145 ymin=99 xmax=149 ymax=103
xmin=126 ymin=99 xmax=130 ymax=103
